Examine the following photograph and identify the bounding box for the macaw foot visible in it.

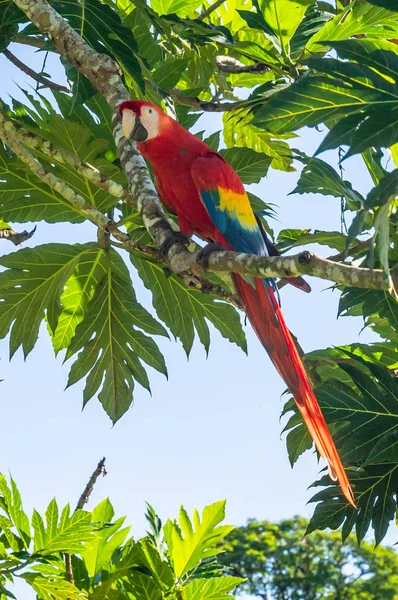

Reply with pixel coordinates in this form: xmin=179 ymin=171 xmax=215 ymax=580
xmin=159 ymin=231 xmax=190 ymax=257
xmin=197 ymin=242 xmax=225 ymax=269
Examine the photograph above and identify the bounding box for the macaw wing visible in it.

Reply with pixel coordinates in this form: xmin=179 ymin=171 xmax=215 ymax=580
xmin=191 ymin=153 xmax=267 ymax=256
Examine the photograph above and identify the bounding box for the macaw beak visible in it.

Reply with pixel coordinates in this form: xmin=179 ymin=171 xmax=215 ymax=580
xmin=122 ymin=110 xmax=148 ymax=143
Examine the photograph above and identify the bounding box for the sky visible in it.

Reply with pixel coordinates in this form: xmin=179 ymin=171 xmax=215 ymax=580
xmin=0 ymin=39 xmax=396 ymax=597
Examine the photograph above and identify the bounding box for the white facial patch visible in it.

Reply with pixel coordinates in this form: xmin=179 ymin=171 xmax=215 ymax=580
xmin=139 ymin=106 xmax=160 ymax=141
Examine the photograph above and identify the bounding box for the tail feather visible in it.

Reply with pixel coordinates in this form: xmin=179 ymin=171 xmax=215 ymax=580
xmin=234 ymin=274 xmax=355 ymax=507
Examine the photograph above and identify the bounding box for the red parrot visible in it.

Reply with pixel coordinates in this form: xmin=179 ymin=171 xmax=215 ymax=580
xmin=120 ymin=100 xmax=355 ymax=507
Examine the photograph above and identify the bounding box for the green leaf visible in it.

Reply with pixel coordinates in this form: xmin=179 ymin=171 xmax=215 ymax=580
xmin=286 ymin=423 xmax=313 ymax=467
xmin=276 ymin=229 xmax=349 ymax=253
xmin=365 ymin=169 xmax=398 ymax=209
xmin=0 ymin=142 xmax=83 ymax=224
xmin=291 ymin=157 xmax=364 ymax=208
xmin=184 ymin=576 xmax=245 ymax=600
xmin=32 ymin=500 xmax=94 ymax=554
xmin=22 ymin=573 xmax=86 ymax=600
xmin=81 ymin=499 xmax=130 ymax=577
xmin=163 ymin=501 xmax=234 ymax=578
xmin=151 ymin=0 xmax=204 ymax=17
xmin=66 ymin=249 xmax=168 ymax=423
xmin=219 ymin=147 xmax=272 ymax=184
xmin=124 ymin=572 xmax=163 ymax=600
xmin=252 ymin=71 xmax=385 ymax=135
xmin=368 ymin=0 xmax=398 ymax=8
xmin=259 ymin=0 xmax=315 ymax=47
xmin=0 ymin=244 xmax=88 ymax=358
xmin=60 ymin=57 xmax=95 ymax=110
xmin=131 ymin=255 xmax=246 ymax=356
xmin=339 ymin=289 xmax=398 ymax=341
xmin=153 ymin=58 xmax=189 ymax=90
xmin=223 ymin=112 xmax=294 ymax=172
xmin=53 ymin=0 xmax=144 ymax=91
xmin=52 ymin=247 xmax=107 ymax=353
xmin=306 ymin=4 xmax=398 ymax=52
xmin=0 ymin=476 xmax=31 ymax=549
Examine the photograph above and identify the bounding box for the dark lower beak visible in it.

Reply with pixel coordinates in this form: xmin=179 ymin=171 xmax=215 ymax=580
xmin=130 ymin=115 xmax=148 ymax=142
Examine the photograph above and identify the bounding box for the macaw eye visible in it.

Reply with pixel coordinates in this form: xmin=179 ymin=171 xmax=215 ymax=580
xmin=148 ymin=108 xmax=153 ymax=114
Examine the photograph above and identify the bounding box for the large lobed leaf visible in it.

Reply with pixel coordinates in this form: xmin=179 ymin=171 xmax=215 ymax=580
xmin=131 ymin=255 xmax=246 ymax=356
xmin=66 ymin=249 xmax=168 ymax=423
xmin=283 ymin=351 xmax=398 ymax=544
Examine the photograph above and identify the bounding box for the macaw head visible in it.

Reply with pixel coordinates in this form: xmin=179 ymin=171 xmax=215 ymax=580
xmin=119 ymin=101 xmax=168 ymax=143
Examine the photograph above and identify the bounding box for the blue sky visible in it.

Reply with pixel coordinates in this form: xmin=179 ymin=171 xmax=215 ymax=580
xmin=0 ymin=40 xmax=396 ymax=594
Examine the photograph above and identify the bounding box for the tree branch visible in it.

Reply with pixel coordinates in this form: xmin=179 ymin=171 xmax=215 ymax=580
xmin=215 ymin=55 xmax=271 ymax=74
xmin=65 ymin=457 xmax=107 ymax=584
xmin=2 ymin=48 xmax=69 ymax=92
xmin=171 ymin=88 xmax=248 ymax=112
xmin=11 ymin=0 xmax=396 ymax=300
xmin=1 ymin=110 xmax=137 ymax=208
xmin=13 ymin=34 xmax=46 ymax=49
xmin=0 ymin=225 xmax=36 ymax=245
xmin=198 ymin=0 xmax=226 ymax=21
xmin=75 ymin=457 xmax=107 ymax=510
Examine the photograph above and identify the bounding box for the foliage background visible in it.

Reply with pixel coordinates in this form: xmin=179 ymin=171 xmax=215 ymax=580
xmin=0 ymin=4 xmax=397 ymax=598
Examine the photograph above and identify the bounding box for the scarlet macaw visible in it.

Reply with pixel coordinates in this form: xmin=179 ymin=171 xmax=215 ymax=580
xmin=120 ymin=100 xmax=355 ymax=507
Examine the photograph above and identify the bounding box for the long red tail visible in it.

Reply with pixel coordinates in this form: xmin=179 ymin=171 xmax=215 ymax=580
xmin=234 ymin=275 xmax=355 ymax=507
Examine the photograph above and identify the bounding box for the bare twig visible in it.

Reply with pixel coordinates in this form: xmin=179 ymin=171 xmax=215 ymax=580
xmin=13 ymin=34 xmax=46 ymax=49
xmin=198 ymin=0 xmax=226 ymax=20
xmin=65 ymin=458 xmax=107 ymax=584
xmin=171 ymin=88 xmax=248 ymax=112
xmin=2 ymin=48 xmax=69 ymax=92
xmin=216 ymin=55 xmax=271 ymax=74
xmin=76 ymin=457 xmax=107 ymax=511
xmin=0 ymin=226 xmax=36 ymax=245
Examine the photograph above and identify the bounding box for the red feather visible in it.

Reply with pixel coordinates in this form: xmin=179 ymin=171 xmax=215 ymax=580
xmin=120 ymin=102 xmax=355 ymax=507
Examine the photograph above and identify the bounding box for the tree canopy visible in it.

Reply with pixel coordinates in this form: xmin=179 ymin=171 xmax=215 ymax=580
xmin=0 ymin=0 xmax=397 ymax=546
xmin=220 ymin=517 xmax=398 ymax=600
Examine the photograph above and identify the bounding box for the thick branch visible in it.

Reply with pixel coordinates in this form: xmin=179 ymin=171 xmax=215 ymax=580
xmin=3 ymin=48 xmax=69 ymax=92
xmin=1 ymin=111 xmax=137 ymax=208
xmin=171 ymin=249 xmax=394 ymax=292
xmin=215 ymin=55 xmax=271 ymax=74
xmin=171 ymin=88 xmax=247 ymax=112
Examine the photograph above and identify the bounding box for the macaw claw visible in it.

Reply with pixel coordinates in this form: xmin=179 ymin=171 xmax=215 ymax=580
xmin=159 ymin=231 xmax=190 ymax=257
xmin=197 ymin=242 xmax=225 ymax=269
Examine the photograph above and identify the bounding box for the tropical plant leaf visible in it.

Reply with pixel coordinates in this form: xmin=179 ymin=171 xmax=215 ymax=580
xmin=0 ymin=476 xmax=31 ymax=549
xmin=276 ymin=229 xmax=349 ymax=253
xmin=66 ymin=249 xmax=168 ymax=422
xmin=52 ymin=246 xmax=108 ymax=353
xmin=52 ymin=0 xmax=144 ymax=91
xmin=32 ymin=500 xmax=95 ymax=554
xmin=184 ymin=576 xmax=245 ymax=600
xmin=80 ymin=499 xmax=130 ymax=577
xmin=22 ymin=573 xmax=87 ymax=600
xmin=130 ymin=255 xmax=246 ymax=356
xmin=219 ymin=147 xmax=272 ymax=184
xmin=163 ymin=501 xmax=233 ymax=578
xmin=153 ymin=58 xmax=189 ymax=90
xmin=306 ymin=3 xmax=398 ymax=52
xmin=284 ymin=353 xmax=398 ymax=544
xmin=0 ymin=244 xmax=92 ymax=358
xmin=258 ymin=0 xmax=315 ymax=47
xmin=223 ymin=112 xmax=294 ymax=172
xmin=290 ymin=158 xmax=364 ymax=209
